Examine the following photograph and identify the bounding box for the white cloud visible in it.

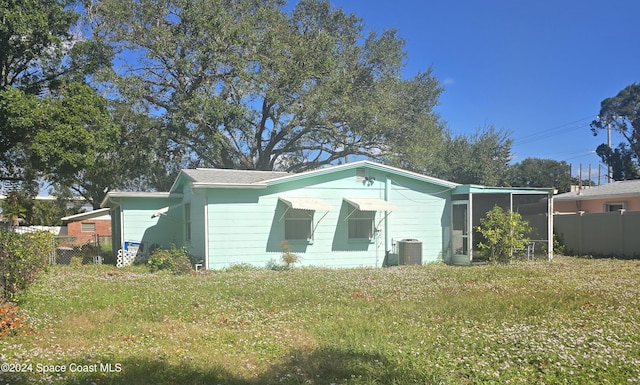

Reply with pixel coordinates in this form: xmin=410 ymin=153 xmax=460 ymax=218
xmin=442 ymin=77 xmax=455 ymax=86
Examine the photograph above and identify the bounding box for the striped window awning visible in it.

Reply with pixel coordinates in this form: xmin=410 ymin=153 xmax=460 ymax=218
xmin=279 ymin=197 xmax=332 ymax=212
xmin=344 ymin=197 xmax=397 ymax=212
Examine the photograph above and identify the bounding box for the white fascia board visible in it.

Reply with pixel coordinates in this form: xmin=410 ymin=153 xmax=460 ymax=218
xmin=100 ymin=192 xmax=183 ymax=208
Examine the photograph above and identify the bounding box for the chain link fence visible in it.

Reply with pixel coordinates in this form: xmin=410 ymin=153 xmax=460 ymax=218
xmin=52 ymin=235 xmax=112 ymax=265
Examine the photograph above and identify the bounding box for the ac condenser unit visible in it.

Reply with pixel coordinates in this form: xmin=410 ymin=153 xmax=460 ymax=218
xmin=398 ymin=239 xmax=422 ymax=265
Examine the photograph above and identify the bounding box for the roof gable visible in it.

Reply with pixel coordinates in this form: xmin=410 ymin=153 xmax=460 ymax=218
xmin=262 ymin=161 xmax=460 ymax=188
xmin=170 ymin=161 xmax=458 ymax=192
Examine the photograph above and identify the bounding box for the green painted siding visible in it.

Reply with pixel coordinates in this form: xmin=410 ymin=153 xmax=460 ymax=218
xmin=185 ymin=187 xmax=206 ymax=262
xmin=120 ymin=197 xmax=184 ymax=253
xmin=205 ymin=168 xmax=452 ymax=269
xmin=109 ymin=207 xmax=122 ymax=255
xmin=386 ymin=175 xmax=453 ymax=263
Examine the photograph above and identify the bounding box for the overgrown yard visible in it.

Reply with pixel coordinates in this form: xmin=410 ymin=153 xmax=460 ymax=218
xmin=1 ymin=257 xmax=639 ymax=384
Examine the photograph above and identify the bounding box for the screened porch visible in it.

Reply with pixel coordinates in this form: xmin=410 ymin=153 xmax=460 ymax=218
xmin=450 ymin=186 xmax=553 ymax=265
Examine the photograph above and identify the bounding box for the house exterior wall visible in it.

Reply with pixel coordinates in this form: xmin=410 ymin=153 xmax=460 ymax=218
xmin=110 ymin=207 xmax=122 ymax=256
xmin=554 ymin=195 xmax=640 ymax=213
xmin=117 ymin=197 xmax=184 ymax=253
xmin=183 ymin=186 xmax=206 ymax=262
xmin=386 ymin=174 xmax=452 ymax=263
xmin=67 ymin=219 xmax=111 ymax=236
xmin=204 ymin=168 xmax=452 ymax=269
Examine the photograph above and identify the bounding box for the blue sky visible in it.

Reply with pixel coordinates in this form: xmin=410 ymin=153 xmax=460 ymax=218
xmin=326 ymin=0 xmax=639 ymax=182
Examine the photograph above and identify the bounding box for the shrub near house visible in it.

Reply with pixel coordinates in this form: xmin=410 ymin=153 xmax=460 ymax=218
xmin=0 ymin=231 xmax=53 ymax=337
xmin=0 ymin=231 xmax=53 ymax=301
xmin=476 ymin=206 xmax=531 ymax=263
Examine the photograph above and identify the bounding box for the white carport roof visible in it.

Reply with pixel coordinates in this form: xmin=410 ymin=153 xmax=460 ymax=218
xmin=61 ymin=208 xmax=111 ymax=223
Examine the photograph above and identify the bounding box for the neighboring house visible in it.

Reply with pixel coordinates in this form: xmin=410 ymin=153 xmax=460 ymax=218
xmin=101 ymin=161 xmax=553 ymax=269
xmin=554 ymin=179 xmax=640 ymax=213
xmin=61 ymin=208 xmax=112 ymax=237
xmin=554 ymin=179 xmax=640 ymax=257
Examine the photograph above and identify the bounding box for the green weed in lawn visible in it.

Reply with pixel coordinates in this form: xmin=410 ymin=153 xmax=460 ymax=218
xmin=1 ymin=257 xmax=639 ymax=384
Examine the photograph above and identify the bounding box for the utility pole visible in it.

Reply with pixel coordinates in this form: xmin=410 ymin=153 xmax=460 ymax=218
xmin=579 ymin=164 xmax=582 ymax=191
xmin=597 ymin=115 xmax=624 ymax=183
xmin=607 ymin=119 xmax=612 ymax=183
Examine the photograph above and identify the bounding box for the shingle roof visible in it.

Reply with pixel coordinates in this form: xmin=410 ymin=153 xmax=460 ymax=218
xmin=182 ymin=168 xmax=290 ymax=185
xmin=554 ymin=179 xmax=640 ymax=200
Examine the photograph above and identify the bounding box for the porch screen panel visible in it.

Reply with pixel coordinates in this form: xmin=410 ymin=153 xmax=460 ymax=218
xmin=452 ymin=203 xmax=468 ymax=256
xmin=471 ymin=193 xmax=510 ymax=257
xmin=513 ymin=194 xmax=549 ymax=241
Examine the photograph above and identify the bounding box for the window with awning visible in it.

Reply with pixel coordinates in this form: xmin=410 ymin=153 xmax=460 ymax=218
xmin=343 ymin=197 xmax=396 ymax=240
xmin=284 ymin=209 xmax=314 ymax=240
xmin=279 ymin=197 xmax=332 ymax=241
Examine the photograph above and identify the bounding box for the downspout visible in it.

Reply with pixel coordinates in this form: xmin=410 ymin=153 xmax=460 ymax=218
xmin=468 ymin=192 xmax=473 ymax=263
xmin=190 ymin=186 xmax=209 ymax=270
xmin=385 ymin=175 xmax=391 ymax=255
xmin=548 ymin=191 xmax=553 ymax=261
xmin=204 ymin=192 xmax=209 ymax=270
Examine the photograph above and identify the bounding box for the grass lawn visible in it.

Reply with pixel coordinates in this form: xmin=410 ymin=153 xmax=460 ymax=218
xmin=1 ymin=256 xmax=639 ymax=384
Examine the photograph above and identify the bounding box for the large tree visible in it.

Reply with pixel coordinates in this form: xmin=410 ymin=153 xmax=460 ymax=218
xmin=0 ymin=0 xmax=79 ymax=181
xmin=0 ymin=0 xmax=177 ymax=207
xmin=26 ymin=82 xmax=183 ymax=208
xmin=86 ymin=0 xmax=445 ymax=172
xmin=595 ymin=143 xmax=639 ymax=182
xmin=27 ymin=82 xmax=121 ymax=208
xmin=510 ymin=158 xmax=570 ymax=193
xmin=407 ymin=126 xmax=513 ymax=186
xmin=591 ymin=83 xmax=640 ymax=181
xmin=0 ymin=0 xmax=79 ymax=90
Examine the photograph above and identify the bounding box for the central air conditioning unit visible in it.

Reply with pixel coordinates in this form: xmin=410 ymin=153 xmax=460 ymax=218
xmin=398 ymin=239 xmax=422 ymax=265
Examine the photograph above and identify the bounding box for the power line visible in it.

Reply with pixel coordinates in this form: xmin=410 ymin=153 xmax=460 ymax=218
xmin=513 ymin=115 xmax=592 ymax=141
xmin=512 ymin=116 xmax=593 ymax=145
xmin=518 ymin=150 xmax=595 ymax=160
xmin=564 ymin=151 xmax=598 ymax=161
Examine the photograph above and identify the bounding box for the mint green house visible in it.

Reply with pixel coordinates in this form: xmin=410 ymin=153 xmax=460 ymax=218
xmin=101 ymin=161 xmax=553 ymax=268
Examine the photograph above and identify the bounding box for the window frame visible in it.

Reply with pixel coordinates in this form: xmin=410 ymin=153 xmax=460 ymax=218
xmin=284 ymin=208 xmax=314 ymax=241
xmin=603 ymin=202 xmax=626 ymax=212
xmin=80 ymin=222 xmax=96 ymax=233
xmin=184 ymin=203 xmax=191 ymax=242
xmin=347 ymin=209 xmax=375 ymax=240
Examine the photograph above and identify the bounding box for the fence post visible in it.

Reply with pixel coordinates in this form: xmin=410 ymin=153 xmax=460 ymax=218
xmin=619 ymin=210 xmax=625 ymax=256
xmin=577 ymin=211 xmax=584 ymax=255
xmin=50 ymin=237 xmax=56 ymax=265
